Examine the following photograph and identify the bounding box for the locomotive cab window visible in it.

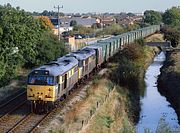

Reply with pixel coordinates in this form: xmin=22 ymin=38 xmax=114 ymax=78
xmin=28 ymin=75 xmax=55 ymax=85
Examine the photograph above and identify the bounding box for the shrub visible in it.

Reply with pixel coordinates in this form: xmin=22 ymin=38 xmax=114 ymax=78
xmin=121 ymin=44 xmax=144 ymax=61
xmin=111 ymin=60 xmax=140 ymax=90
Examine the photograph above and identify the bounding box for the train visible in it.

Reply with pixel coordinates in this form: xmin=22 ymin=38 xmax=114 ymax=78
xmin=27 ymin=25 xmax=160 ymax=113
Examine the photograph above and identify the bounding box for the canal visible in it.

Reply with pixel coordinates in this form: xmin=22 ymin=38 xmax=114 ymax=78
xmin=136 ymin=52 xmax=180 ymax=132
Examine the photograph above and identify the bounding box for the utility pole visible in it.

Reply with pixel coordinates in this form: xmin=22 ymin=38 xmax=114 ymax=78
xmin=54 ymin=5 xmax=63 ymax=41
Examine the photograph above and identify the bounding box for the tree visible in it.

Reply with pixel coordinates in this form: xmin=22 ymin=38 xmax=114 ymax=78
xmin=161 ymin=26 xmax=180 ymax=47
xmin=36 ymin=16 xmax=54 ymax=30
xmin=35 ymin=32 xmax=67 ymax=65
xmin=0 ymin=4 xmax=67 ymax=86
xmin=163 ymin=7 xmax=180 ymax=28
xmin=96 ymin=23 xmax=124 ymax=36
xmin=32 ymin=10 xmax=64 ymax=17
xmin=143 ymin=10 xmax=162 ymax=25
xmin=127 ymin=12 xmax=136 ymax=17
xmin=91 ymin=23 xmax=101 ymax=29
xmin=70 ymin=20 xmax=77 ymax=27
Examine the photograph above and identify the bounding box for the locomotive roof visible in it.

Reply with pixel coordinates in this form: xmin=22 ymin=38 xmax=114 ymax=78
xmin=67 ymin=48 xmax=95 ymax=60
xmin=84 ymin=45 xmax=102 ymax=50
xmin=98 ymin=38 xmax=116 ymax=43
xmin=29 ymin=56 xmax=78 ymax=76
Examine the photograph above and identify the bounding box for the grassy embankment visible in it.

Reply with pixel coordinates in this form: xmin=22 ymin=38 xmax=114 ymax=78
xmin=43 ymin=33 xmax=163 ymax=133
xmin=158 ymin=45 xmax=180 ymax=122
xmin=0 ymin=68 xmax=29 ymax=103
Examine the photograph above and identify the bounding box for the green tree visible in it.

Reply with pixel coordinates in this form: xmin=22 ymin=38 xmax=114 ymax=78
xmin=35 ymin=32 xmax=67 ymax=65
xmin=163 ymin=7 xmax=180 ymax=28
xmin=70 ymin=20 xmax=77 ymax=27
xmin=161 ymin=26 xmax=180 ymax=47
xmin=96 ymin=23 xmax=124 ymax=36
xmin=127 ymin=12 xmax=135 ymax=17
xmin=0 ymin=4 xmax=67 ymax=86
xmin=143 ymin=10 xmax=162 ymax=25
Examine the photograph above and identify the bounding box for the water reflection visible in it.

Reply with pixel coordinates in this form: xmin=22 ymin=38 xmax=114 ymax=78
xmin=136 ymin=52 xmax=180 ymax=133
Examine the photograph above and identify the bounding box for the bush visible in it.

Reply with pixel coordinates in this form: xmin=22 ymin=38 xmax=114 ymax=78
xmin=110 ymin=40 xmax=146 ymax=90
xmin=111 ymin=60 xmax=140 ymax=89
xmin=122 ymin=43 xmax=144 ymax=61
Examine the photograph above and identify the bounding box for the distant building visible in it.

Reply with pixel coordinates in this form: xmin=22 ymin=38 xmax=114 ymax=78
xmin=64 ymin=36 xmax=76 ymax=51
xmin=52 ymin=26 xmax=73 ymax=35
xmin=99 ymin=16 xmax=116 ymax=26
xmin=50 ymin=17 xmax=97 ymax=28
xmin=116 ymin=16 xmax=143 ymax=26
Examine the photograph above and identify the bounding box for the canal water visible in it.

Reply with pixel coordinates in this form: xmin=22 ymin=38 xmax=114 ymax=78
xmin=136 ymin=52 xmax=180 ymax=132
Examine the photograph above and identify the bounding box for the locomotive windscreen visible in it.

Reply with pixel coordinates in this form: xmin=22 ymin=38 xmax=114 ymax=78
xmin=28 ymin=75 xmax=55 ymax=85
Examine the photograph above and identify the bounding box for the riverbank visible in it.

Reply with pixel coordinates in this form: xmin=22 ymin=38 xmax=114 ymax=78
xmin=158 ymin=51 xmax=180 ymax=123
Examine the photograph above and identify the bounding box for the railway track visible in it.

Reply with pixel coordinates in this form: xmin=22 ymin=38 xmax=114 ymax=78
xmin=0 ymin=91 xmax=70 ymax=133
xmin=0 ymin=91 xmax=26 ymax=118
xmin=7 ymin=113 xmax=47 ymax=133
xmin=6 ymin=103 xmax=64 ymax=133
xmin=0 ymin=100 xmax=30 ymax=132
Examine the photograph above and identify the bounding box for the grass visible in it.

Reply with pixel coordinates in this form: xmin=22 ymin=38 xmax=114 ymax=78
xmin=146 ymin=33 xmax=164 ymax=42
xmin=171 ymin=52 xmax=180 ymax=72
xmin=45 ymin=78 xmax=135 ymax=133
xmin=102 ymin=115 xmax=114 ymax=128
xmin=0 ymin=68 xmax=29 ymax=103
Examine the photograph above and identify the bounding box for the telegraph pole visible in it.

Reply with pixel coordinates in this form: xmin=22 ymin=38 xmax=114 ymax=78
xmin=54 ymin=5 xmax=63 ymax=41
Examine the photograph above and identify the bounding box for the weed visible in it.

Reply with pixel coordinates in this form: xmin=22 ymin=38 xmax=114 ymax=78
xmin=156 ymin=117 xmax=172 ymax=133
xmin=102 ymin=115 xmax=114 ymax=128
xmin=85 ymin=86 xmax=92 ymax=97
xmin=48 ymin=128 xmax=56 ymax=133
xmin=119 ymin=116 xmax=135 ymax=133
xmin=92 ymin=75 xmax=101 ymax=85
xmin=106 ymin=81 xmax=114 ymax=92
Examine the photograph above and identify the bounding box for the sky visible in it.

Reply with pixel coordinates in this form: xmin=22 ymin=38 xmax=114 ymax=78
xmin=1 ymin=0 xmax=179 ymax=13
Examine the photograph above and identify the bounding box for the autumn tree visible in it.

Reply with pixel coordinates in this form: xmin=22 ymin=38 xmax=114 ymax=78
xmin=37 ymin=16 xmax=54 ymax=30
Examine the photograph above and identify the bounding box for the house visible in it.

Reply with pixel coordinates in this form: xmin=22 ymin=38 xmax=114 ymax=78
xmin=116 ymin=16 xmax=143 ymax=26
xmin=99 ymin=16 xmax=116 ymax=26
xmin=52 ymin=26 xmax=73 ymax=35
xmin=50 ymin=17 xmax=97 ymax=28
